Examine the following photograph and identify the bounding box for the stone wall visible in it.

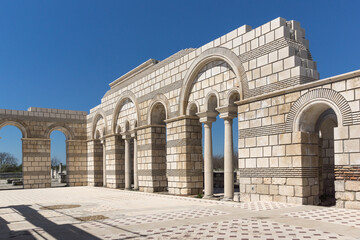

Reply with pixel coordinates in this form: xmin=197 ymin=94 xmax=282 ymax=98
xmin=0 ymin=107 xmax=88 ymax=188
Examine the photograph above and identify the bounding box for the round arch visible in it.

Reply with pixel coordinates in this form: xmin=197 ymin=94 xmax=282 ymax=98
xmin=205 ymin=90 xmax=220 ymax=112
xmin=91 ymin=109 xmax=108 ymax=139
xmin=286 ymin=88 xmax=353 ymax=133
xmin=111 ymin=90 xmax=140 ymax=134
xmin=45 ymin=124 xmax=75 ymax=140
xmin=179 ymin=47 xmax=247 ymax=115
xmin=147 ymin=94 xmax=170 ymax=125
xmin=0 ymin=120 xmax=29 ymax=138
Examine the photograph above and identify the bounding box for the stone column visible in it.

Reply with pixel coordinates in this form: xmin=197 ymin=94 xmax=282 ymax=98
xmin=124 ymin=135 xmax=131 ymax=189
xmin=203 ymin=122 xmax=214 ymax=198
xmin=131 ymin=131 xmax=139 ymax=190
xmin=223 ymin=117 xmax=234 ymax=200
xmin=102 ymin=139 xmax=107 ymax=187
xmin=198 ymin=111 xmax=217 ymax=199
xmin=217 ymin=106 xmax=237 ymax=201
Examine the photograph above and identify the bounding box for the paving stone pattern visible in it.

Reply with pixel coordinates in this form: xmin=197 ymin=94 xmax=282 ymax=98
xmin=0 ymin=187 xmax=359 ymax=239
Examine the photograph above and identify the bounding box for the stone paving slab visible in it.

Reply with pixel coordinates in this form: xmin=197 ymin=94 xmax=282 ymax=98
xmin=0 ymin=186 xmax=359 ymax=240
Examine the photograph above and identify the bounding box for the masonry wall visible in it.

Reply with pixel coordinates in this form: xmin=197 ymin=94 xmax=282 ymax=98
xmin=237 ymin=74 xmax=360 ymax=208
xmin=0 ymin=107 xmax=88 ymax=188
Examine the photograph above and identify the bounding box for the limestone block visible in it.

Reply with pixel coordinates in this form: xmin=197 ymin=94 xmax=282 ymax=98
xmin=345 ymin=181 xmax=360 ymax=191
xmin=251 ymin=178 xmax=263 ymax=184
xmin=343 ymin=139 xmax=360 ymax=153
xmin=349 ymin=125 xmax=360 ymax=139
xmin=336 ymin=200 xmax=344 ymax=208
xmin=279 ymin=185 xmax=294 ymax=196
xmin=240 ymin=193 xmax=251 ymax=202
xmin=334 ymin=126 xmax=349 ymax=140
xmin=350 ymin=153 xmax=360 ymax=165
xmin=257 ymin=184 xmax=269 ymax=194
xmin=334 ymin=154 xmax=349 ymax=165
xmin=345 ymin=201 xmax=360 ymax=210
xmin=270 ymin=185 xmax=279 ymax=195
xmin=272 ymin=145 xmax=285 ymax=156
xmin=287 ymin=178 xmax=303 ymax=186
xmin=250 ymin=193 xmax=260 ymax=202
xmin=246 ymin=184 xmax=257 ymax=193
xmin=272 ymin=178 xmax=286 ymax=185
xmin=264 ymin=178 xmax=271 ymax=184
xmin=279 ymin=133 xmax=292 ymax=145
xmin=273 ymin=195 xmax=287 ymax=203
xmin=335 ymin=180 xmax=345 ymax=192
xmin=287 ymin=196 xmax=306 ymax=205
xmin=335 ymin=191 xmax=355 ymax=201
xmin=356 ymin=192 xmax=360 ymax=200
xmin=295 ymin=186 xmax=310 ymax=197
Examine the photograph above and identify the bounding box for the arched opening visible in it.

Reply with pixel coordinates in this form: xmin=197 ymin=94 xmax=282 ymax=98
xmin=50 ymin=130 xmax=67 ymax=188
xmin=296 ymin=102 xmax=338 ymax=206
xmin=94 ymin=127 xmax=105 ymax=187
xmin=150 ymin=102 xmax=168 ymax=192
xmin=0 ymin=125 xmax=23 ymax=189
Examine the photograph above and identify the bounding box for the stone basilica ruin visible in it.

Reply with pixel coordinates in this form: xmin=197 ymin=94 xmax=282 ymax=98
xmin=1 ymin=17 xmax=359 ymax=209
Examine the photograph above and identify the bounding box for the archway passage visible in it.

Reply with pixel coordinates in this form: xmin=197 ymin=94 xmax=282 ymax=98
xmin=50 ymin=130 xmax=67 ymax=188
xmin=296 ymin=103 xmax=338 ymax=206
xmin=0 ymin=125 xmax=23 ymax=190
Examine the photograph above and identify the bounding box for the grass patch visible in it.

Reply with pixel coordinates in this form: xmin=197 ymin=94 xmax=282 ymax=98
xmin=75 ymin=215 xmax=108 ymax=221
xmin=195 ymin=193 xmax=203 ymax=198
xmin=40 ymin=204 xmax=81 ymax=210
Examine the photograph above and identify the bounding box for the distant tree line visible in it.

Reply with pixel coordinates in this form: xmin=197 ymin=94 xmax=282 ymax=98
xmin=0 ymin=152 xmax=22 ymax=172
xmin=213 ymin=151 xmax=238 ymax=171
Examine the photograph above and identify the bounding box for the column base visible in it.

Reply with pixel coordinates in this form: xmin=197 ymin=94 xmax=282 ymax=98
xmin=203 ymin=195 xmax=217 ymax=200
xmin=221 ymin=197 xmax=233 ymax=202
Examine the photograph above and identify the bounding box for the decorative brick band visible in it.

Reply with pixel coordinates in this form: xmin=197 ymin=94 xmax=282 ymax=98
xmin=138 ymin=169 xmax=166 ymax=177
xmin=335 ymin=165 xmax=360 ymax=181
xmin=239 ymin=167 xmax=319 ymax=178
xmin=286 ymin=88 xmax=353 ymax=132
xmin=167 ymin=169 xmax=202 ymax=177
xmin=239 ymin=123 xmax=286 ymax=138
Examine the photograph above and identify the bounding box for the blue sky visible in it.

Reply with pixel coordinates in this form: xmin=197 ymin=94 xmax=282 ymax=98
xmin=0 ymin=0 xmax=360 ymax=163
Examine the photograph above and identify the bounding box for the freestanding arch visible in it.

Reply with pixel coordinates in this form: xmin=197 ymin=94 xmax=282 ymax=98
xmin=179 ymin=47 xmax=247 ymax=116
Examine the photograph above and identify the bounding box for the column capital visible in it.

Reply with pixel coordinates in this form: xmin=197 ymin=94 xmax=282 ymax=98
xmin=197 ymin=111 xmax=218 ymax=124
xmin=216 ymin=106 xmax=237 ymax=120
xmin=121 ymin=132 xmax=131 ymax=140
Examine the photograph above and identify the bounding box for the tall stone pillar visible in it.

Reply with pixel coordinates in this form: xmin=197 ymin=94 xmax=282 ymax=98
xmin=22 ymin=138 xmax=51 ymax=189
xmin=218 ymin=106 xmax=237 ymax=201
xmin=131 ymin=131 xmax=139 ymax=190
xmin=124 ymin=134 xmax=131 ymax=189
xmin=198 ymin=111 xmax=217 ymax=198
xmin=165 ymin=116 xmax=203 ymax=195
xmin=104 ymin=135 xmax=125 ymax=189
xmin=102 ymin=139 xmax=107 ymax=187
xmin=66 ymin=140 xmax=88 ymax=186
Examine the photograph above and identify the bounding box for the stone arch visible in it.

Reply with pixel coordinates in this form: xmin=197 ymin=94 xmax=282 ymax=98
xmin=45 ymin=124 xmax=75 ymax=140
xmin=179 ymin=47 xmax=248 ymax=115
xmin=226 ymin=88 xmax=241 ymax=106
xmin=205 ymin=90 xmax=220 ymax=112
xmin=186 ymin=101 xmax=200 ymax=116
xmin=0 ymin=120 xmax=29 ymax=138
xmin=147 ymin=94 xmax=170 ymax=125
xmin=286 ymin=88 xmax=353 ymax=132
xmin=111 ymin=90 xmax=140 ymax=134
xmin=91 ymin=109 xmax=108 ymax=139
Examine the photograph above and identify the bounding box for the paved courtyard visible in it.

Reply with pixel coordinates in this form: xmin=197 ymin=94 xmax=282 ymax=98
xmin=0 ymin=187 xmax=359 ymax=240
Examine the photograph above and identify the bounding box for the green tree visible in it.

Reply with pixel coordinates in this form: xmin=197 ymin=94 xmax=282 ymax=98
xmin=0 ymin=152 xmax=18 ymax=172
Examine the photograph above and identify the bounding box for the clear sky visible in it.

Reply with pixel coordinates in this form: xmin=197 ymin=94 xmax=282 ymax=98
xmin=0 ymin=0 xmax=360 ymax=162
